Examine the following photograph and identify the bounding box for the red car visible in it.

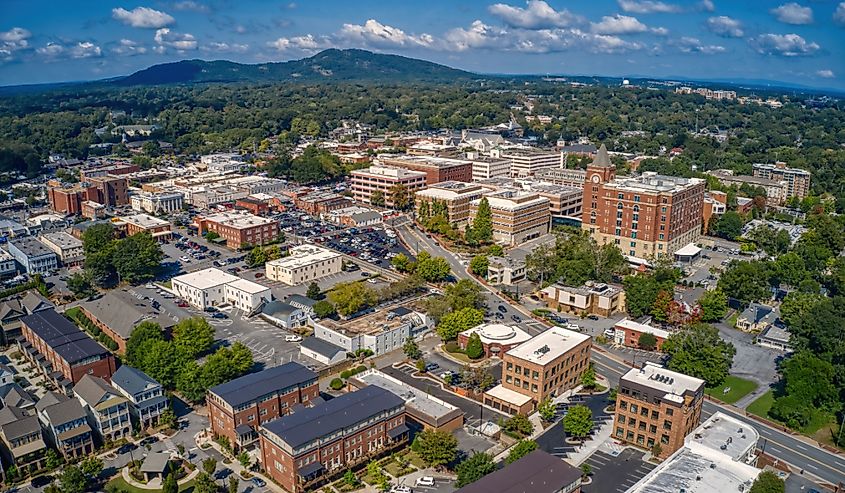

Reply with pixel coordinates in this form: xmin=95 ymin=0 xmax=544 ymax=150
xmin=255 ymin=272 xmax=264 ymax=278
xmin=176 ymin=301 xmax=189 ymax=308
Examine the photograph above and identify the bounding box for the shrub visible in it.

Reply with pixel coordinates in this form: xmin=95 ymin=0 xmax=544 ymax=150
xmin=330 ymin=378 xmax=344 ymax=390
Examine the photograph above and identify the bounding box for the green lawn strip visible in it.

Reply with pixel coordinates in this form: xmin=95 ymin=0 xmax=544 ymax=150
xmin=106 ymin=476 xmax=195 ymax=493
xmin=704 ymin=375 xmax=758 ymax=404
xmin=745 ymin=390 xmax=774 ymax=417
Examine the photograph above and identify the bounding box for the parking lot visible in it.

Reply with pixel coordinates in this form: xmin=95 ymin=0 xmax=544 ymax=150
xmin=581 ymin=448 xmax=656 ymax=493
xmin=535 ymin=393 xmax=614 ymax=460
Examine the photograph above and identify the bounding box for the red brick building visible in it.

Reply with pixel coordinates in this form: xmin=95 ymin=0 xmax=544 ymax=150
xmin=582 ymin=144 xmax=705 ymax=259
xmin=17 ymin=309 xmax=117 ymax=393
xmin=613 ymin=319 xmax=670 ymax=351
xmin=235 ymin=197 xmax=270 ymax=216
xmin=194 ymin=211 xmax=280 ymax=249
xmin=259 ymin=386 xmax=408 ymax=493
xmin=379 ymin=155 xmax=472 ymax=184
xmin=48 ymin=176 xmax=130 ymax=215
xmin=207 ymin=363 xmax=318 ymax=451
xmin=293 ymin=192 xmax=351 ymax=215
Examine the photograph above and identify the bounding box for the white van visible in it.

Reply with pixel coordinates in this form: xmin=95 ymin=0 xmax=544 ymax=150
xmin=284 ymin=335 xmax=302 ymax=342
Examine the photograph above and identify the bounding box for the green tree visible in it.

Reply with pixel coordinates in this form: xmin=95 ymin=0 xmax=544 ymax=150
xmin=313 ymin=300 xmax=336 ymax=318
xmin=697 ymin=289 xmax=728 ymax=322
xmin=58 ymin=465 xmax=88 ymax=493
xmin=770 ymin=351 xmax=838 ymax=428
xmin=651 ymin=290 xmax=674 ymax=322
xmin=79 ymin=457 xmax=103 ymax=478
xmin=246 ymin=246 xmax=267 ymax=267
xmin=472 ymin=197 xmax=493 ymax=243
xmin=469 ymin=255 xmax=488 ymax=277
xmin=580 ymin=363 xmax=597 ymax=390
xmin=638 ymin=332 xmax=659 ymax=351
xmin=563 ymin=404 xmax=593 ymax=441
xmin=343 ymin=470 xmax=360 ymax=487
xmin=505 ymin=440 xmax=537 ymax=464
xmin=112 ymin=232 xmax=164 ymax=283
xmin=403 ymin=338 xmax=422 ymax=360
xmin=66 ymin=272 xmax=95 ymax=299
xmin=444 ymin=279 xmax=486 ymax=311
xmin=159 ymin=407 xmax=178 ymax=430
xmin=662 ymin=324 xmax=736 ymax=387
xmin=717 ymin=261 xmax=772 ymax=308
xmin=455 ymin=452 xmax=496 ymax=487
xmin=581 ymin=463 xmax=592 ymax=477
xmin=238 ymin=451 xmax=251 ymax=468
xmin=371 ymin=190 xmax=386 ymax=207
xmin=328 ymin=281 xmax=377 ymax=317
xmin=391 ymin=253 xmax=412 ymax=273
xmin=172 ymin=317 xmax=215 ymax=358
xmin=125 ymin=321 xmax=163 ymax=367
xmin=436 ymin=307 xmax=483 ymax=341
xmin=749 ymin=470 xmax=785 ymax=493
xmin=143 ymin=140 xmax=162 ymax=157
xmin=306 ymin=281 xmax=322 ymax=300
xmin=415 ymin=252 xmax=451 ymax=282
xmin=82 ymin=222 xmax=116 ymax=256
xmin=192 ymin=472 xmax=217 ymax=493
xmin=162 ymin=473 xmax=178 ymax=493
xmin=389 ymin=184 xmax=412 ymax=210
xmin=228 ymin=476 xmax=239 ymax=493
xmin=413 ymin=429 xmax=458 ymax=468
xmin=538 ymin=397 xmax=556 ymax=422
xmin=773 ymin=252 xmax=807 ymax=287
xmin=45 ymin=448 xmax=63 ymax=469
xmin=464 ymin=332 xmax=484 ymax=359
xmin=712 ymin=211 xmax=744 ymax=240
xmin=504 ymin=413 xmax=534 ymax=437
xmin=202 ymin=457 xmax=217 ymax=476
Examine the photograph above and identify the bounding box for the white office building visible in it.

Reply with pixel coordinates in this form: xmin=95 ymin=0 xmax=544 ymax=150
xmin=130 ymin=191 xmax=184 ymax=214
xmin=172 ymin=267 xmax=270 ymax=312
xmin=265 ymin=244 xmax=342 ymax=286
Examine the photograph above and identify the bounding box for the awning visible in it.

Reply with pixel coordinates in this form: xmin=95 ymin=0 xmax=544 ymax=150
xmin=235 ymin=424 xmax=254 ymax=436
xmin=387 ymin=424 xmax=409 ymax=440
xmin=298 ymin=462 xmax=324 ymax=479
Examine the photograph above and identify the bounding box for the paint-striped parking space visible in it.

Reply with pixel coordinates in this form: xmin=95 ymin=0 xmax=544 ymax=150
xmin=581 ymin=449 xmax=656 ymax=493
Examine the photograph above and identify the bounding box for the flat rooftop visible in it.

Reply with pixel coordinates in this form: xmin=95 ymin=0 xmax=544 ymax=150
xmin=351 ymin=165 xmax=427 ymax=180
xmin=381 ymin=155 xmax=471 ymax=168
xmin=352 ymin=369 xmax=458 ymax=420
xmin=266 ymin=244 xmax=340 ymax=271
xmin=200 ymin=211 xmax=276 ymax=229
xmin=416 ymin=182 xmax=488 ymax=200
xmin=473 ymin=189 xmax=549 ymax=212
xmin=172 ymin=267 xmax=239 ymax=290
xmin=227 ymin=278 xmax=270 ymax=294
xmin=689 ymin=412 xmax=760 ymax=461
xmin=505 ymin=326 xmax=590 ymax=365
xmin=607 ymin=172 xmax=705 ymax=194
xmin=460 ymin=323 xmax=532 ymax=346
xmin=485 ymin=384 xmax=533 ymax=406
xmin=319 ymin=304 xmax=424 ymax=336
xmin=39 ymin=231 xmax=82 ymax=250
xmin=615 ymin=319 xmax=670 ymax=340
xmin=119 ymin=213 xmax=170 ymax=229
xmin=620 ymin=362 xmax=705 ymax=404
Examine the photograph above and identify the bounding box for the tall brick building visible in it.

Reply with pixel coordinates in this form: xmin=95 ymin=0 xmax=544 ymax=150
xmin=614 ymin=362 xmax=705 ymax=459
xmin=378 ymin=155 xmax=473 ymax=184
xmin=48 ymin=176 xmax=129 ymax=215
xmin=207 ymin=363 xmax=318 ymax=451
xmin=581 ymin=144 xmax=705 ymax=259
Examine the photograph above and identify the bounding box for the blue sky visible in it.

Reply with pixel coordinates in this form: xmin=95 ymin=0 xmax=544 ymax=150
xmin=1 ymin=0 xmax=844 ymax=89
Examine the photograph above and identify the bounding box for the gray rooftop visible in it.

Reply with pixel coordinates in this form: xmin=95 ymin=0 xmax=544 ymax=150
xmin=20 ymin=309 xmax=109 ymax=364
xmin=262 ymin=301 xmax=301 ymax=318
xmin=41 ymin=395 xmax=88 ymax=426
xmin=73 ymin=374 xmax=121 ymax=407
xmin=262 ymin=386 xmax=404 ymax=449
xmin=350 ymin=369 xmax=460 ymax=423
xmin=0 ymin=406 xmax=42 ymax=441
xmin=208 ymin=362 xmax=317 ymax=408
xmin=81 ymin=290 xmax=174 ymax=340
xmin=111 ymin=365 xmax=161 ymax=396
xmin=9 ymin=237 xmax=56 ymax=258
xmin=591 ymin=144 xmax=612 ymax=167
xmin=455 ymin=450 xmax=581 ymax=493
xmin=140 ymin=452 xmax=171 ymax=473
xmin=300 ymin=337 xmax=345 ymax=359
xmin=0 ymin=383 xmax=34 ymax=409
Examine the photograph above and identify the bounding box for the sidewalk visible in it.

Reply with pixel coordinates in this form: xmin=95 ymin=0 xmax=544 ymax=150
xmin=196 ymin=431 xmax=285 ymax=493
xmin=564 ymin=420 xmax=614 ymax=466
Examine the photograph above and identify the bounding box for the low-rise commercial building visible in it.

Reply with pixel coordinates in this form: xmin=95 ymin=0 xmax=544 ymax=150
xmin=455 ymin=449 xmax=582 ymax=493
xmin=195 ymin=211 xmax=279 ymax=249
xmin=294 ymin=192 xmax=351 ymax=215
xmin=486 ymin=255 xmax=526 ymax=285
xmin=324 ymin=206 xmax=383 ymax=228
xmin=130 ymin=190 xmax=184 ymax=214
xmin=491 ymin=147 xmax=563 ymax=178
xmin=80 ymin=290 xmax=174 ymax=353
xmin=470 ymin=189 xmax=550 ymax=246
xmin=312 ymin=305 xmax=432 ymax=356
xmin=736 ymin=303 xmax=778 ymax=333
xmin=613 ymin=319 xmax=670 ymax=350
xmin=350 ymin=166 xmax=427 ymax=207
xmin=111 ymin=366 xmax=169 ymax=429
xmin=614 ymin=362 xmax=705 ymax=459
xmin=457 ymin=323 xmax=532 ymax=359
xmin=258 ymin=385 xmax=408 ymax=493
xmin=485 ymin=327 xmax=592 ymax=415
xmin=208 ymin=363 xmax=319 ymax=451
xmin=379 ymin=155 xmax=473 ymax=184
xmin=7 ymin=237 xmax=58 ymax=274
xmin=265 ymin=245 xmax=342 ymax=286
xmin=38 ymin=232 xmax=84 ymax=267
xmin=35 ymin=391 xmax=95 ymax=459
xmin=18 ymin=309 xmax=117 ymax=392
xmin=415 ymin=181 xmax=490 ymax=227
xmin=225 ymin=278 xmax=273 ymax=314
xmin=755 ymin=323 xmax=792 ymax=352
xmin=117 ymin=213 xmax=173 ymax=241
xmin=261 ymin=301 xmax=307 ymax=330
xmin=540 ymin=282 xmax=625 ymax=317
xmin=299 ymin=337 xmax=346 ymax=365
xmin=172 ymin=268 xmax=270 ymax=313
xmin=74 ymin=375 xmax=132 ymax=443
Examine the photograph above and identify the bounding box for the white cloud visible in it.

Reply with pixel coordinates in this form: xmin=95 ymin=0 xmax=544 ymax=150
xmin=651 ymin=27 xmax=669 ymax=35
xmin=699 ymin=0 xmax=715 ymax=12
xmin=706 ymin=16 xmax=744 ymax=38
xmin=69 ymin=42 xmax=101 ymax=58
xmin=488 ymin=0 xmax=583 ymax=29
xmin=834 ymin=2 xmax=845 ymax=25
xmin=591 ymin=15 xmax=648 ymax=34
xmin=770 ymin=3 xmax=813 ymax=25
xmin=154 ymin=28 xmax=198 ymax=51
xmin=268 ymin=34 xmax=332 ymax=52
xmin=113 ymin=6 xmax=175 ymax=29
xmin=677 ymin=36 xmax=725 ymax=54
xmin=36 ymin=41 xmax=101 ymax=60
xmin=0 ymin=27 xmax=31 ymax=60
xmin=202 ymin=41 xmax=249 ymax=53
xmin=338 ymin=19 xmax=435 ymax=48
xmin=111 ymin=39 xmax=147 ymax=56
xmin=816 ymin=69 xmax=835 ymax=78
xmin=617 ymin=0 xmax=682 ymax=14
xmin=751 ymin=33 xmax=819 ymax=56
xmin=172 ymin=1 xmax=209 ymax=13
xmin=36 ymin=43 xmax=64 ymax=57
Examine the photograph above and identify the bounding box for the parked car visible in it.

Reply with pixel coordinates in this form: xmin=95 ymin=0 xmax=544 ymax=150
xmin=284 ymin=334 xmax=302 ymax=342
xmin=511 ymin=314 xmax=521 ymax=322
xmin=495 ymin=312 xmax=504 ymax=320
xmin=497 ymin=305 xmax=507 ymax=313
xmin=31 ymin=475 xmax=54 ymax=488
xmin=587 ymin=314 xmax=600 ymax=321
xmin=176 ymin=301 xmax=189 ymax=308
xmin=415 ymin=476 xmax=435 ymax=487
xmin=251 ymin=478 xmax=266 ymax=488
xmin=212 ymin=312 xmax=227 ymax=319
xmin=255 ymin=272 xmax=264 ymax=278
xmin=140 ymin=436 xmax=159 ymax=446
xmin=424 ymin=362 xmax=440 ymax=372
xmin=117 ymin=443 xmax=138 ymax=455
xmin=391 ymin=486 xmax=412 ymax=493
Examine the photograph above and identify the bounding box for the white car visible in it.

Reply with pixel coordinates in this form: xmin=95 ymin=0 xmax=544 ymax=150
xmin=179 ymin=256 xmax=191 ymax=262
xmin=284 ymin=334 xmax=303 ymax=342
xmin=415 ymin=477 xmax=435 ymax=487
xmin=391 ymin=486 xmax=412 ymax=493
xmin=145 ymin=283 xmax=155 ymax=289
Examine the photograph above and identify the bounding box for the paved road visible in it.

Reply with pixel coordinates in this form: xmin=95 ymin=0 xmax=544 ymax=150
xmin=591 ymin=350 xmax=845 ymax=487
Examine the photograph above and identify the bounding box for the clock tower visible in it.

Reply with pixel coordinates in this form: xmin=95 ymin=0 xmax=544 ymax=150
xmin=581 ymin=143 xmax=615 ymax=233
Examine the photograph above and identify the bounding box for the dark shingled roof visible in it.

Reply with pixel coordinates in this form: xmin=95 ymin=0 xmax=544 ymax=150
xmin=20 ymin=309 xmax=108 ymax=364
xmin=261 ymin=386 xmax=404 ymax=450
xmin=111 ymin=365 xmax=161 ymax=396
xmin=208 ymin=362 xmax=317 ymax=408
xmin=300 ymin=337 xmax=345 ymax=359
xmin=454 ymin=450 xmax=581 ymax=493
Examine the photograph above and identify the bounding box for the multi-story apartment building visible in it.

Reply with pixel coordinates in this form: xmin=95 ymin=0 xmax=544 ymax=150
xmin=7 ymin=237 xmax=58 ymax=275
xmin=539 ymin=282 xmax=625 ymax=317
xmin=477 ymin=178 xmax=582 ymax=222
xmin=35 ymin=391 xmax=95 ymax=459
xmin=0 ymin=405 xmax=47 ymax=476
xmin=194 ymin=211 xmax=280 ymax=249
xmin=468 ymin=154 xmax=511 ymax=181
xmin=265 ymin=244 xmax=343 ymax=286
xmin=491 ymin=147 xmax=563 ymax=177
xmin=582 ymin=145 xmax=705 ymax=259
xmin=378 ymin=155 xmax=472 ymax=184
xmin=18 ymin=309 xmax=116 ymax=392
xmin=111 ymin=366 xmax=169 ymax=429
xmin=172 ymin=267 xmax=270 ymax=312
xmin=614 ymin=362 xmax=705 ymax=459
xmin=258 ymin=386 xmax=408 ymax=493
xmin=73 ymin=375 xmax=132 ymax=443
xmin=208 ymin=363 xmax=318 ymax=451
xmin=752 ymin=162 xmax=811 ymax=199
xmin=484 ymin=327 xmax=592 ymax=415
xmin=38 ymin=231 xmax=84 ymax=267
xmin=706 ymin=170 xmax=786 ymax=205
xmin=350 ymin=166 xmax=427 ymax=207
xmin=415 ymin=182 xmax=490 ymax=228
xmin=469 ymin=189 xmax=550 ymax=246
xmin=130 ymin=190 xmax=184 ymax=214
xmin=535 ymin=167 xmax=587 ymax=189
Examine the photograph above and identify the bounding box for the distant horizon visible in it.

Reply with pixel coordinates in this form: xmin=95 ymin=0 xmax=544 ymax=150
xmin=2 ymin=0 xmax=844 ymax=90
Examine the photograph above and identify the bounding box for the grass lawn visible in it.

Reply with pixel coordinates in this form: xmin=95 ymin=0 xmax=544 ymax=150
xmin=746 ymin=390 xmax=774 ymax=417
xmin=398 ymin=450 xmax=426 ymax=470
xmin=442 ymin=347 xmax=474 ymax=363
xmin=726 ymin=312 xmax=738 ymax=328
xmin=705 ymin=376 xmax=758 ymax=404
xmin=107 ymin=476 xmax=195 ymax=493
xmin=384 ymin=461 xmax=416 ymax=478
